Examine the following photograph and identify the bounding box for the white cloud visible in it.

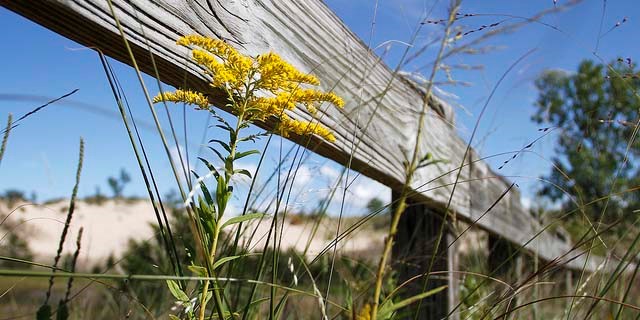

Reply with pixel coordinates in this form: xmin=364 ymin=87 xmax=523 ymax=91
xmin=280 ymin=164 xmax=312 ymax=188
xmin=521 ymin=196 xmax=532 ymax=210
xmin=320 ymin=164 xmax=340 ymax=181
xmin=344 ymin=177 xmax=391 ymax=209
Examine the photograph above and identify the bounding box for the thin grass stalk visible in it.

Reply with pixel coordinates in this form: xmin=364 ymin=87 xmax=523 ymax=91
xmin=494 ymin=294 xmax=640 ymax=318
xmin=415 ymin=46 xmax=535 ymax=320
xmin=54 ymin=229 xmax=84 ymax=320
xmin=614 ymin=250 xmax=640 ymax=319
xmin=106 ymin=55 xmax=189 ymax=279
xmin=273 ymin=159 xmax=351 ymax=316
xmin=324 ymin=0 xmax=382 ymax=308
xmin=198 ymin=109 xmax=248 ymax=320
xmin=472 ymin=219 xmax=624 ymax=319
xmin=106 ymin=56 xmax=185 ymax=278
xmin=2 ymin=89 xmax=79 ymax=135
xmin=272 ymin=141 xmax=334 ymax=317
xmin=43 ymin=138 xmax=83 ymax=306
xmin=370 ymin=3 xmax=459 ymax=319
xmin=133 ymin=10 xmax=194 ymax=191
xmin=97 ymin=51 xmax=183 ymax=284
xmin=0 ymin=113 xmax=12 ymax=168
xmin=238 ymin=137 xmax=294 ymax=320
xmin=566 ymin=49 xmax=640 ymax=320
xmin=270 ymin=111 xmax=352 ymax=317
xmin=240 ymin=71 xmax=349 ymax=319
xmin=62 ymin=228 xmax=83 ymax=304
xmin=571 ymin=46 xmax=640 ymax=320
xmin=269 ymin=135 xmax=286 ymax=320
xmin=584 ymin=224 xmax=640 ymax=317
xmin=104 ymin=2 xmax=223 ymax=317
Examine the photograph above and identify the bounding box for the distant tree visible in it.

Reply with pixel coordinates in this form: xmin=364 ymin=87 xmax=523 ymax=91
xmin=0 ymin=214 xmax=33 ymax=269
xmin=3 ymin=189 xmax=25 ymax=208
xmin=366 ymin=197 xmax=386 ymax=215
xmin=107 ymin=168 xmax=131 ymax=198
xmin=0 ymin=232 xmax=33 ymax=269
xmin=532 ymin=59 xmax=640 ymax=224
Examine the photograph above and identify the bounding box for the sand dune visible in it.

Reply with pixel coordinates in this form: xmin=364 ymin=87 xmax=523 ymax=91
xmin=0 ymin=199 xmax=390 ymax=265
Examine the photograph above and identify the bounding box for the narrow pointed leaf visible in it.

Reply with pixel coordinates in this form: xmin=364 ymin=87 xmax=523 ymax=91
xmin=378 ymin=285 xmax=447 ymax=318
xmin=209 ymin=139 xmax=231 ymax=153
xmin=212 ymin=253 xmax=258 ymax=270
xmin=235 ymin=150 xmax=260 ymax=160
xmin=234 ymin=169 xmax=252 ymax=179
xmin=221 ymin=213 xmax=266 ymax=229
xmin=166 ymin=280 xmax=189 ymax=302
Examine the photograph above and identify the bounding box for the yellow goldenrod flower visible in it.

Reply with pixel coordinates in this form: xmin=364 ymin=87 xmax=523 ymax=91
xmin=152 ymin=89 xmax=210 ymax=110
xmin=356 ymin=304 xmax=372 ymax=320
xmin=279 ymin=116 xmax=336 ymax=142
xmin=177 ymin=34 xmax=232 ymax=58
xmin=158 ymin=34 xmax=345 ymax=142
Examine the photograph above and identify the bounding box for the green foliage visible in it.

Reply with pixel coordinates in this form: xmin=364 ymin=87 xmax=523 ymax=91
xmin=117 ymin=207 xmax=195 ymax=314
xmin=533 ymin=59 xmax=640 ymax=223
xmin=0 ymin=230 xmax=33 ymax=269
xmin=366 ymin=197 xmax=386 ymax=215
xmin=459 ymin=274 xmax=490 ymax=320
xmin=2 ymin=189 xmax=26 ymax=208
xmin=107 ymin=168 xmax=131 ymax=198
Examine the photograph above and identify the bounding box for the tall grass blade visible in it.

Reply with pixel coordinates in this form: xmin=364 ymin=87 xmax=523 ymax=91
xmin=37 ymin=138 xmax=84 ymax=319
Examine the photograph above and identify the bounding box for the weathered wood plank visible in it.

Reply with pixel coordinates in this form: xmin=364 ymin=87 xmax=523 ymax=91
xmin=0 ymin=0 xmax=604 ymax=271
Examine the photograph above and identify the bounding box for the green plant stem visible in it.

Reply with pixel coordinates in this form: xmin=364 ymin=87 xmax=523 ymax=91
xmin=369 ymin=3 xmax=458 ymax=319
xmin=199 ymin=224 xmax=222 ymax=320
xmin=198 ymin=107 xmax=245 ymax=320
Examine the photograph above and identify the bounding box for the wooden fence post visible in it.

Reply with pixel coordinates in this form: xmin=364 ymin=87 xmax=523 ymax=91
xmin=488 ymin=235 xmax=519 ymax=279
xmin=392 ymin=193 xmax=459 ymax=320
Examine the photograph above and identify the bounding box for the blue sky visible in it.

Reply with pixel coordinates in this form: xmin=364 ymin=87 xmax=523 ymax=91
xmin=0 ymin=0 xmax=637 ymax=214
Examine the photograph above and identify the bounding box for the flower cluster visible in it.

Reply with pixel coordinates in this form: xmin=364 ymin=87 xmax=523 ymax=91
xmin=153 ymin=34 xmax=344 ymax=142
xmin=153 ymin=89 xmax=209 ymax=110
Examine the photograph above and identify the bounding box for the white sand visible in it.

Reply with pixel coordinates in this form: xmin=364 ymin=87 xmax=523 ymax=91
xmin=1 ymin=199 xmax=484 ymax=268
xmin=0 ymin=199 xmax=389 ymax=265
xmin=1 ymin=200 xmax=160 ymax=265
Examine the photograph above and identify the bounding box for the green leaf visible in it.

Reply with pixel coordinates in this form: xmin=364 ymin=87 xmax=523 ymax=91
xmin=212 ymin=253 xmax=258 ymax=270
xmin=235 ymin=149 xmax=260 ymax=160
xmin=216 ymin=175 xmax=229 ymax=216
xmin=377 ymin=285 xmax=447 ymax=319
xmin=417 ymin=159 xmax=448 ymax=169
xmin=208 ymin=146 xmax=226 ymax=163
xmin=168 ymin=315 xmax=180 ymax=320
xmin=210 ymin=139 xmax=231 ymax=153
xmin=234 ymin=169 xmax=252 ymax=179
xmin=208 ymin=311 xmax=239 ymax=319
xmin=420 ymin=152 xmax=433 ymax=163
xmin=192 ymin=170 xmax=214 ymax=205
xmin=198 ymin=157 xmax=220 ymax=178
xmin=215 ymin=124 xmax=232 ymax=132
xmin=166 ymin=280 xmax=189 ymax=302
xmin=188 ymin=265 xmax=207 ymax=277
xmin=238 ymin=134 xmax=264 ymax=143
xmin=221 ymin=213 xmax=266 ymax=229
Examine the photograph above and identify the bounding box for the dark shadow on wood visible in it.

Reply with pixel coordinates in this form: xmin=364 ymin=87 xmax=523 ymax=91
xmin=392 ymin=192 xmax=459 ymax=320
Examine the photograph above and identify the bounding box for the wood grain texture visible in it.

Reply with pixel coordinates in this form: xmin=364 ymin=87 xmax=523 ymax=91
xmin=0 ymin=0 xmax=607 ymax=271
